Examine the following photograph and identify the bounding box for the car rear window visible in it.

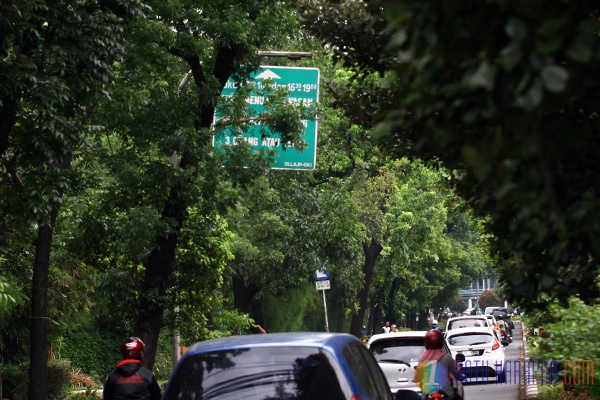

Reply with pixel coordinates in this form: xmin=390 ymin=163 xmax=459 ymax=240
xmin=163 ymin=347 xmax=348 ymax=400
xmin=448 ymin=333 xmax=492 ymax=346
xmin=368 ymin=337 xmax=425 ymax=364
xmin=447 ymin=319 xmax=487 ymax=330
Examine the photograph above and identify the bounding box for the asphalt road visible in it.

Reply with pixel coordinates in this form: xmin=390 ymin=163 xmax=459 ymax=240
xmin=462 ymin=323 xmax=523 ymax=400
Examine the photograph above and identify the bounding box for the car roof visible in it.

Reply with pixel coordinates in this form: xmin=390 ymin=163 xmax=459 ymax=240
xmin=446 ymin=327 xmax=494 ymax=337
xmin=366 ymin=331 xmax=427 ymax=346
xmin=183 ymin=332 xmax=361 ymax=357
xmin=447 ymin=315 xmax=487 ymax=322
xmin=485 ymin=306 xmax=508 ymax=313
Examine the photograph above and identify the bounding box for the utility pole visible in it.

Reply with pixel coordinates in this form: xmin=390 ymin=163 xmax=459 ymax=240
xmin=258 ymin=51 xmax=312 ymax=67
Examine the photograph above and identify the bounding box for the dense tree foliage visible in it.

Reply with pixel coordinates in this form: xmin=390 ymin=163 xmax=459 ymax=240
xmin=84 ymin=0 xmax=316 ymax=369
xmin=529 ymin=295 xmax=600 ymax=398
xmin=1 ymin=1 xmax=517 ymax=396
xmin=0 ymin=1 xmax=146 ymax=398
xmin=378 ymin=0 xmax=600 ymax=310
xmin=297 ymin=0 xmax=600 ymax=310
xmin=374 ymin=160 xmax=488 ymax=330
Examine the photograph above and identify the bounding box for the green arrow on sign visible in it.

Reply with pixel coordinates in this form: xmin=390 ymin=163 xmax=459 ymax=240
xmin=213 ymin=66 xmax=320 ymax=170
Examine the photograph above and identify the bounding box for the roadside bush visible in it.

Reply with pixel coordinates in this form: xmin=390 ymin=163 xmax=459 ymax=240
xmin=152 ymin=329 xmax=176 ymax=381
xmin=2 ymin=359 xmax=72 ymax=400
xmin=537 ymin=384 xmax=593 ymax=400
xmin=2 ymin=363 xmax=28 ymax=400
xmin=59 ymin=328 xmax=120 ymax=383
xmin=529 ymin=296 xmax=600 ymax=399
xmin=48 ymin=359 xmax=73 ymax=399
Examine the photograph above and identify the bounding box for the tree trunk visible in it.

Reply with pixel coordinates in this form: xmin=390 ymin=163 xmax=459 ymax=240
xmin=415 ymin=310 xmax=429 ymax=330
xmin=371 ymin=298 xmax=384 ymax=336
xmin=386 ymin=277 xmax=401 ymax=324
xmin=29 ymin=223 xmax=53 ymax=400
xmin=29 ymin=149 xmax=70 ymax=400
xmin=135 ymin=222 xmax=181 ymax=369
xmin=233 ymin=275 xmax=259 ymax=314
xmin=134 ymin=174 xmax=192 ymax=369
xmin=335 ymin=303 xmax=345 ymax=333
xmin=369 ymin=285 xmax=384 ymax=335
xmin=132 ymin=44 xmax=242 ymax=369
xmin=348 ymin=238 xmax=382 ymax=337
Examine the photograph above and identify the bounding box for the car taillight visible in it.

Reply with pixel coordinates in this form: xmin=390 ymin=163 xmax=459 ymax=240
xmin=494 ymin=324 xmax=498 ymax=330
xmin=350 ymin=396 xmax=361 ymax=400
xmin=492 ymin=338 xmax=500 ymax=350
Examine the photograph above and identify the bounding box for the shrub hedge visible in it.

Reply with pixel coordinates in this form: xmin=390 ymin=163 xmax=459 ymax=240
xmin=3 ymin=359 xmax=72 ymax=400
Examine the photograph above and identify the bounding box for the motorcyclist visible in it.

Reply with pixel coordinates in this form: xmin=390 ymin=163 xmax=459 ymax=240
xmin=431 ymin=319 xmax=443 ymax=333
xmin=103 ymin=336 xmax=161 ymax=400
xmin=414 ymin=330 xmax=458 ymax=399
xmin=496 ymin=314 xmax=512 ymax=344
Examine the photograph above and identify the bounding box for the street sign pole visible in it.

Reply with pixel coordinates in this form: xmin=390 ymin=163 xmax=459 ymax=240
xmin=315 ymin=276 xmax=331 ymax=332
xmin=322 ymin=289 xmax=329 ymax=332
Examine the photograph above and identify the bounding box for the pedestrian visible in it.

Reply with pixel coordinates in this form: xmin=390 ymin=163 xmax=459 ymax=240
xmin=381 ymin=321 xmax=391 ymax=333
xmin=103 ymin=336 xmax=161 ymax=400
xmin=391 ymin=324 xmax=398 ymax=332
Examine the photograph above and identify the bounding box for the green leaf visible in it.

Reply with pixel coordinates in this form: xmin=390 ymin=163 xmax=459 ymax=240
xmin=505 ymin=18 xmax=527 ymax=41
xmin=541 ymin=65 xmax=568 ymax=93
xmin=516 ymin=79 xmax=543 ymax=109
xmin=467 ymin=61 xmax=496 ymax=91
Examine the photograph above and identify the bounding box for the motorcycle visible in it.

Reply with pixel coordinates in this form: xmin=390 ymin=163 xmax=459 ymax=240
xmin=424 ymin=391 xmax=450 ymax=400
xmin=394 ymin=389 xmax=457 ymax=400
xmin=499 ymin=329 xmax=511 ymax=345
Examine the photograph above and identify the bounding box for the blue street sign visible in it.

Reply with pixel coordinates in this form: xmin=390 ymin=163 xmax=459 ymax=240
xmin=314 ymin=265 xmax=331 ymax=281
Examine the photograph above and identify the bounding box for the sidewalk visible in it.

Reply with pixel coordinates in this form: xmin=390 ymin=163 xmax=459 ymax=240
xmin=521 ymin=323 xmax=539 ymax=399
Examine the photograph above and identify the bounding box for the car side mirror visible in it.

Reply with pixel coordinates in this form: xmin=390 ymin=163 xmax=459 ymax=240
xmin=455 ymin=353 xmax=465 ymax=363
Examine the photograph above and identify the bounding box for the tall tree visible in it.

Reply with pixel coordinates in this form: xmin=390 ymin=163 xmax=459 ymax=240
xmin=0 ymin=1 xmax=145 ymax=398
xmin=377 ymin=0 xmax=600 ymax=308
xmin=371 ymin=160 xmax=488 ymax=330
xmin=295 ymin=0 xmax=600 ymax=309
xmin=347 ymin=164 xmax=397 ymax=337
xmin=89 ymin=0 xmax=313 ymax=368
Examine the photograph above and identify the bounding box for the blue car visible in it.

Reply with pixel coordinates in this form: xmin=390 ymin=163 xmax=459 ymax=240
xmin=162 ymin=332 xmax=394 ymax=400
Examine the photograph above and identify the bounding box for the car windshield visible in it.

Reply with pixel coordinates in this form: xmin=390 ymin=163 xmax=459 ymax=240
xmin=447 ymin=319 xmax=487 ymax=330
xmin=369 ymin=338 xmax=425 ymax=363
xmin=448 ymin=333 xmax=492 ymax=346
xmin=163 ymin=347 xmax=348 ymax=400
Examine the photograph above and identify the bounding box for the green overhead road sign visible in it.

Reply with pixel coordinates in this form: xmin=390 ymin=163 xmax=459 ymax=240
xmin=213 ymin=66 xmax=320 ymax=170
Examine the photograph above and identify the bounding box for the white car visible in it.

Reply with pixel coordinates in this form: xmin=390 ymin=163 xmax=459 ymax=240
xmin=445 ymin=315 xmax=491 ymax=334
xmin=445 ymin=315 xmax=508 ymax=347
xmin=446 ymin=326 xmax=506 ymax=384
xmin=367 ymin=331 xmax=465 ymax=398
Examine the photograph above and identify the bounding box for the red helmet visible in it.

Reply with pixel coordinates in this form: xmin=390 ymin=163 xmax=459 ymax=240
xmin=121 ymin=336 xmax=145 ymax=360
xmin=424 ymin=329 xmax=444 ymax=350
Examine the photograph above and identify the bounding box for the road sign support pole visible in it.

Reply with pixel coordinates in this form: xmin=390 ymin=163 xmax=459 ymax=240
xmin=258 ymin=51 xmax=312 ymax=67
xmin=322 ymin=289 xmax=329 ymax=332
